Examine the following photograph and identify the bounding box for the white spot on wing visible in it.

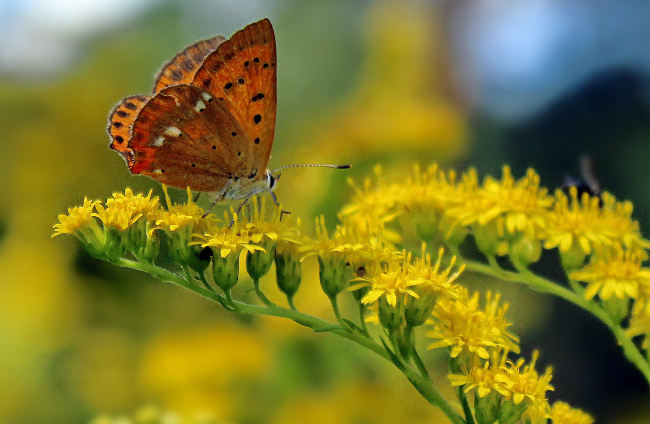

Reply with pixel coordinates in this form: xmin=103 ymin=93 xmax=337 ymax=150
xmin=153 ymin=136 xmax=165 ymax=147
xmin=194 ymin=99 xmax=206 ymax=112
xmin=164 ymin=126 xmax=182 ymax=137
xmin=153 ymin=169 xmax=163 ymax=174
xmin=201 ymin=92 xmax=213 ymax=102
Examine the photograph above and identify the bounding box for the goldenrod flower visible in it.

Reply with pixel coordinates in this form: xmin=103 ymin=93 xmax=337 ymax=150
xmin=52 ymin=197 xmax=101 ymax=238
xmin=404 ymin=247 xmax=464 ymax=327
xmin=627 ymin=295 xmax=650 ymax=349
xmin=150 ymin=186 xmax=216 ymax=267
xmin=397 ymin=164 xmax=459 ymax=241
xmin=550 ymin=401 xmax=594 ymax=424
xmin=106 ymin=188 xmax=160 ymax=217
xmin=310 ymin=216 xmax=356 ymax=299
xmin=239 ymin=197 xmax=300 ymax=280
xmin=339 ymin=165 xmax=403 ymax=244
xmin=496 ymin=351 xmax=554 ymax=410
xmin=427 ymin=288 xmax=520 ymax=359
xmin=355 ymin=262 xmax=420 ymax=308
xmin=447 ymin=167 xmax=551 ymax=239
xmin=447 ymin=349 xmax=511 ymax=399
xmin=195 ymin=217 xmax=263 ymax=291
xmin=570 ymin=245 xmax=650 ymax=301
xmin=544 ymin=188 xmax=650 ymax=262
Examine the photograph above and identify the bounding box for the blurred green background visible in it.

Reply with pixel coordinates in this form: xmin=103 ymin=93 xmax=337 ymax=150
xmin=0 ymin=0 xmax=648 ymax=423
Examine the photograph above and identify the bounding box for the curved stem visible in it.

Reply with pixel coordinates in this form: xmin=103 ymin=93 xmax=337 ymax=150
xmin=253 ymin=277 xmax=275 ymax=307
xmin=464 ymin=259 xmax=650 ymax=384
xmin=113 ymin=258 xmax=465 ymax=424
xmin=197 ymin=271 xmax=216 ymax=292
xmin=287 ymin=295 xmax=298 ymax=311
xmin=329 ymin=294 xmax=345 ymax=327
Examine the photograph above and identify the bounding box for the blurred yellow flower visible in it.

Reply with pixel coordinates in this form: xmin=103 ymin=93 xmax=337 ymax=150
xmin=550 ymin=401 xmax=594 ymax=424
xmin=570 ymin=245 xmax=650 ymax=300
xmin=544 ymin=188 xmax=650 ymax=259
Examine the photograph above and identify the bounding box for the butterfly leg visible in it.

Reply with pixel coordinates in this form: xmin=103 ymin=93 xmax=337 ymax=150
xmin=193 ymin=192 xmax=202 ymax=203
xmin=201 ymin=181 xmax=233 ymax=218
xmin=268 ymin=190 xmax=291 ymax=217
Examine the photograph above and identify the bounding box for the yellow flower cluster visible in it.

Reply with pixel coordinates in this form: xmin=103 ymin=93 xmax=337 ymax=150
xmin=427 ymin=288 xmax=519 ymax=359
xmin=449 ymin=349 xmax=555 ymax=422
xmin=343 ymin=164 xmax=650 ymax=299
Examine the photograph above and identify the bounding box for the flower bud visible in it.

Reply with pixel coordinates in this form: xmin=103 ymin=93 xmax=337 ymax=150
xmin=211 ymin=248 xmax=241 ymax=291
xmin=378 ymin=296 xmax=404 ymax=331
xmin=474 ymin=390 xmax=500 ymax=424
xmin=318 ymin=254 xmax=353 ymax=300
xmin=247 ymin=238 xmax=277 ymax=280
xmin=405 ymin=287 xmax=438 ymax=328
xmin=498 ymin=399 xmax=529 ymax=424
xmin=275 ymin=250 xmax=302 ymax=300
xmin=509 ymin=236 xmax=542 ymax=269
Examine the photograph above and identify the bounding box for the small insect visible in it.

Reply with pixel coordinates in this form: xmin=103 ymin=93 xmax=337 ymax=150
xmin=562 ymin=156 xmax=601 ymax=199
xmin=107 ymin=19 xmax=349 ymax=214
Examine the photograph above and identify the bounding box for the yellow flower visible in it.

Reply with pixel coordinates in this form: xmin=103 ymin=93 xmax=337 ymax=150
xmin=496 ymin=351 xmax=554 ymax=409
xmin=550 ymin=401 xmax=594 ymax=424
xmin=570 ymin=245 xmax=650 ymax=300
xmin=544 ymin=188 xmax=650 ymax=259
xmin=427 ymin=288 xmax=520 ymax=359
xmin=150 ymin=186 xmax=215 ymax=236
xmin=627 ymin=295 xmax=650 ymax=349
xmin=106 ymin=188 xmax=160 ymax=217
xmin=92 ymin=189 xmax=159 ymax=232
xmin=353 ymin=260 xmax=421 ymax=308
xmin=447 ymin=167 xmax=551 ymax=236
xmin=447 ymin=349 xmax=511 ymax=399
xmin=339 ymin=165 xmax=403 ymax=245
xmin=52 ymin=197 xmax=101 ymax=238
xmin=195 ymin=219 xmax=263 ymax=259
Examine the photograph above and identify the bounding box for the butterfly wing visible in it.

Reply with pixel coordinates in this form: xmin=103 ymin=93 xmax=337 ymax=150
xmin=117 ymin=85 xmax=253 ymax=192
xmin=193 ymin=18 xmax=277 ymax=179
xmin=108 ymin=19 xmax=277 ymax=192
xmin=153 ymin=35 xmax=225 ymax=93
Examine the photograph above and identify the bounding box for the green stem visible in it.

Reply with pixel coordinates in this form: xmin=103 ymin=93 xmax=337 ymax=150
xmin=253 ymin=277 xmax=275 ymax=307
xmin=406 ymin=326 xmax=430 ymax=379
xmin=329 ymin=294 xmax=345 ymax=327
xmin=358 ymin=303 xmax=370 ymax=337
xmin=112 ymin=258 xmax=465 ymax=424
xmin=464 ymin=259 xmax=650 ymax=384
xmin=450 ymin=357 xmax=476 ymax=424
xmin=197 ymin=271 xmax=216 ymax=292
xmin=287 ymin=295 xmax=298 ymax=311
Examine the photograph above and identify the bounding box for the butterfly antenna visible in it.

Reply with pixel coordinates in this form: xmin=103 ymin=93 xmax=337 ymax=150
xmin=270 ymin=164 xmax=351 ymax=174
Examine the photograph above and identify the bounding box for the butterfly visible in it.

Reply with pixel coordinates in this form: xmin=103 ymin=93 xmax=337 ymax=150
xmin=107 ymin=19 xmax=348 ymax=213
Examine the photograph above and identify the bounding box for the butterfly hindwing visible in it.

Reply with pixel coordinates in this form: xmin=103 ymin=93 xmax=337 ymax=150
xmin=127 ymin=85 xmax=253 ymax=192
xmin=193 ymin=18 xmax=277 ymax=179
xmin=108 ymin=95 xmax=150 ymax=166
xmin=153 ymin=35 xmax=226 ymax=93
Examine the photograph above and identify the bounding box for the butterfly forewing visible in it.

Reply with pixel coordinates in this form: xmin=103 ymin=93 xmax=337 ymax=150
xmin=153 ymin=35 xmax=225 ymax=93
xmin=193 ymin=18 xmax=277 ymax=179
xmin=108 ymin=19 xmax=278 ymax=193
xmin=128 ymin=85 xmax=253 ymax=192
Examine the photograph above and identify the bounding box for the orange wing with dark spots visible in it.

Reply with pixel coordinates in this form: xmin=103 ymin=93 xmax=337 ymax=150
xmin=153 ymin=35 xmax=225 ymax=93
xmin=107 ymin=19 xmax=278 ymax=193
xmin=193 ymin=18 xmax=277 ymax=177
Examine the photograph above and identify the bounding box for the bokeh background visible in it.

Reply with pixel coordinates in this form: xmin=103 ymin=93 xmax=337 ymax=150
xmin=0 ymin=0 xmax=648 ymax=423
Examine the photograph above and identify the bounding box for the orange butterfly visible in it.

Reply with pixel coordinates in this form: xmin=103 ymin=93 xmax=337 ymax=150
xmin=108 ymin=19 xmax=348 ymax=212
